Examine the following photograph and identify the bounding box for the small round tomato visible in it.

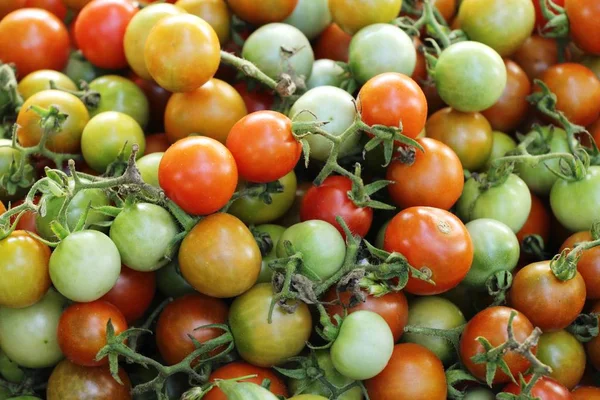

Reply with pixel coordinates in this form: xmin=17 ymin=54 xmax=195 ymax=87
xmin=0 ymin=289 xmax=66 ymax=369
xmin=242 ymin=23 xmax=314 ymax=81
xmin=165 ymin=78 xmax=247 ymax=144
xmin=460 ymin=306 xmax=535 ymax=384
xmin=17 ymin=90 xmax=89 ymax=154
xmin=62 ymin=50 xmax=104 ymax=85
xmin=457 ymin=173 xmax=532 ymax=233
xmin=145 ymin=14 xmax=220 ymax=93
xmin=74 ymin=0 xmax=138 ymax=70
xmin=89 ymin=75 xmax=150 ymax=128
xmin=325 ymin=289 xmax=408 ymax=342
xmin=81 ymin=111 xmax=146 ymax=173
xmin=204 ymin=361 xmax=289 ymax=400
xmin=156 ymin=260 xmax=196 ymax=298
xmin=482 ymin=60 xmax=531 ymax=132
xmin=300 ymin=176 xmax=373 ymax=238
xmin=229 ymin=283 xmax=312 ymax=367
xmin=365 ymin=343 xmax=447 ymax=400
xmin=23 ymin=0 xmax=66 ymax=19
xmin=306 ymin=59 xmax=345 ymax=89
xmin=137 ymin=152 xmax=163 ymax=187
xmin=289 ymin=86 xmax=360 ymax=161
xmin=17 ymin=70 xmax=77 ymax=101
xmin=252 ymin=224 xmax=285 ymax=284
xmin=49 ymin=230 xmax=121 ymax=302
xmin=314 ymin=23 xmax=352 ymax=62
xmin=9 ymin=198 xmax=38 ymax=235
xmin=226 ymin=111 xmax=301 ymax=183
xmin=435 ymin=41 xmax=507 ymax=113
xmin=484 ymin=131 xmax=518 ymax=169
xmin=509 ymin=261 xmax=586 ymax=331
xmin=565 ymin=0 xmax=600 ymax=55
xmin=348 ymin=24 xmax=416 ymax=84
xmin=100 ymin=266 xmax=156 ymax=323
xmin=537 ymin=330 xmax=585 ymax=389
xmin=384 ymin=206 xmax=474 ymax=295
xmin=175 ymin=0 xmax=231 ymax=44
xmin=276 ymin=220 xmax=346 ymax=281
xmin=517 ymin=192 xmax=551 ymax=245
xmin=0 ymin=9 xmax=69 ymax=77
xmin=233 ymin=82 xmax=275 ymax=113
xmin=0 ymin=231 xmax=51 ymax=309
xmin=513 ymin=35 xmax=561 ymax=81
xmin=501 ymin=375 xmax=571 ymax=399
xmin=47 ymin=359 xmax=132 ymax=400
xmin=573 ymin=386 xmax=600 ymax=400
xmin=387 ymin=137 xmax=464 ymax=210
xmin=227 ymin=0 xmax=297 ymax=25
xmin=156 ymin=293 xmax=228 ymax=365
xmin=159 ymin=136 xmax=238 ymax=215
xmin=425 ymin=108 xmax=493 ymax=171
xmin=329 ymin=0 xmax=402 ymax=34
xmin=283 ymin=0 xmax=331 ymax=40
xmin=144 ymin=133 xmax=170 ymax=154
xmin=561 ymin=231 xmax=600 ymax=299
xmin=179 ymin=213 xmax=261 ymax=298
xmin=550 ymin=166 xmax=600 ymax=232
xmin=358 ymin=72 xmax=427 ymax=139
xmin=539 ymin=63 xmax=600 ymax=126
xmin=57 ymin=301 xmax=128 ymax=367
xmin=402 ymin=296 xmax=466 ymax=365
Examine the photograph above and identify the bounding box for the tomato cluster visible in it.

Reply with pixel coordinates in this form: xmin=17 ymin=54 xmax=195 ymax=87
xmin=1 ymin=0 xmax=600 ymax=399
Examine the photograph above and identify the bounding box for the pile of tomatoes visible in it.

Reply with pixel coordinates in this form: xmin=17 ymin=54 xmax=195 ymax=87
xmin=1 ymin=0 xmax=600 ymax=399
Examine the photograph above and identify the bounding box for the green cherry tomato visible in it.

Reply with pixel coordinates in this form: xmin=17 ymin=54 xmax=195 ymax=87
xmin=289 ymin=86 xmax=360 ymax=162
xmin=252 ymin=224 xmax=286 ymax=284
xmin=484 ymin=131 xmax=517 ymax=170
xmin=435 ymin=41 xmax=507 ymax=112
xmin=402 ymin=296 xmax=466 ymax=365
xmin=0 ymin=350 xmax=24 ymax=383
xmin=49 ymin=230 xmax=121 ymax=302
xmin=89 ymin=75 xmax=150 ymax=128
xmin=276 ymin=220 xmax=346 ymax=281
xmin=536 ymin=330 xmax=585 ymax=389
xmin=0 ymin=139 xmax=35 ymax=203
xmin=17 ymin=69 xmax=77 ymax=100
xmin=0 ymin=289 xmax=66 ymax=368
xmin=457 ymin=173 xmax=532 ymax=232
xmin=283 ymin=0 xmax=331 ymax=40
xmin=331 ymin=310 xmax=394 ymax=380
xmin=229 ymin=171 xmax=297 ymax=225
xmin=242 ymin=23 xmax=314 ymax=81
xmin=81 ymin=111 xmax=146 ymax=173
xmin=550 ymin=166 xmax=600 ymax=232
xmin=464 ymin=387 xmax=496 ymax=400
xmin=110 ymin=203 xmax=179 ymax=272
xmin=137 ymin=152 xmax=164 ymax=188
xmin=216 ymin=380 xmax=280 ymax=400
xmin=62 ymin=50 xmax=106 ymax=85
xmin=155 ymin=260 xmax=196 ymax=298
xmin=349 ymin=23 xmax=416 ymax=85
xmin=306 ymin=59 xmax=345 ymax=89
xmin=463 ymin=219 xmax=520 ymax=290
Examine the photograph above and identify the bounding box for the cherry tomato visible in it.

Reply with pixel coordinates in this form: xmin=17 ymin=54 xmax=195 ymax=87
xmin=329 ymin=0 xmax=402 ymax=34
xmin=565 ymin=0 xmax=600 ymax=55
xmin=560 ymin=231 xmax=600 ymax=299
xmin=573 ymin=386 xmax=600 ymax=400
xmin=384 ymin=206 xmax=474 ymax=295
xmin=9 ymin=198 xmax=39 ymax=234
xmin=144 ymin=133 xmax=170 ymax=154
xmin=24 ymin=0 xmax=67 ymax=20
xmin=156 ymin=260 xmax=196 ymax=299
xmin=74 ymin=0 xmax=138 ymax=70
xmin=204 ymin=361 xmax=289 ymax=400
xmin=314 ymin=23 xmax=351 ymax=62
xmin=537 ymin=330 xmax=585 ymax=389
xmin=533 ymin=0 xmax=564 ymax=29
xmin=501 ymin=375 xmax=571 ymax=399
xmin=17 ymin=70 xmax=77 ymax=101
xmin=516 ymin=193 xmax=551 ymax=246
xmin=306 ymin=59 xmax=345 ymax=89
xmin=0 ymin=9 xmax=69 ymax=78
xmin=386 ymin=137 xmax=464 ymax=210
xmin=460 ymin=306 xmax=535 ymax=383
xmin=100 ymin=266 xmax=156 ymax=323
xmin=156 ymin=293 xmax=228 ymax=365
xmin=283 ymin=0 xmax=331 ymax=40
xmin=550 ymin=166 xmax=600 ymax=232
xmin=513 ymin=35 xmax=562 ymax=81
xmin=175 ymin=0 xmax=231 ymax=44
xmin=158 ymin=136 xmax=238 ymax=215
xmin=227 ymin=0 xmax=297 ymax=25
xmin=0 ymin=0 xmax=25 ymax=19
xmin=233 ymin=82 xmax=275 ymax=114
xmin=63 ymin=0 xmax=92 ymax=10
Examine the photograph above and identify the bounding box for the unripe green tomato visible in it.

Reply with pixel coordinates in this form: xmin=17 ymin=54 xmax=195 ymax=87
xmin=464 ymin=387 xmax=495 ymax=400
xmin=217 ymin=380 xmax=280 ymax=400
xmin=155 ymin=260 xmax=196 ymax=298
xmin=137 ymin=152 xmax=164 ymax=188
xmin=283 ymin=0 xmax=331 ymax=40
xmin=550 ymin=166 xmax=600 ymax=232
xmin=89 ymin=75 xmax=150 ymax=128
xmin=306 ymin=59 xmax=345 ymax=89
xmin=252 ymin=224 xmax=286 ymax=284
xmin=484 ymin=131 xmax=517 ymax=170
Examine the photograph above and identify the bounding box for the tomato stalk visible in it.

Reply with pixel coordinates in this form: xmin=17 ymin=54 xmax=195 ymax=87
xmin=537 ymin=0 xmax=569 ymax=38
xmin=566 ymin=312 xmax=599 ymax=343
xmin=48 ymin=80 xmax=100 ymax=111
xmin=486 ymin=270 xmax=514 ymax=306
xmin=551 ymin=226 xmax=600 ymax=280
xmin=520 ymin=235 xmax=549 ymax=262
xmin=403 ymin=324 xmax=464 ymax=356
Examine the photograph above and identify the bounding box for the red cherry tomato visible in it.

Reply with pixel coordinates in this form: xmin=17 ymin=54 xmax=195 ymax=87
xmin=24 ymin=0 xmax=67 ymax=20
xmin=501 ymin=375 xmax=571 ymax=399
xmin=204 ymin=361 xmax=289 ymax=400
xmin=100 ymin=266 xmax=156 ymax=323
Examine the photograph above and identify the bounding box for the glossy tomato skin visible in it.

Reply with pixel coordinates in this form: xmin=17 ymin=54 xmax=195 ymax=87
xmin=179 ymin=213 xmax=261 ymax=298
xmin=513 ymin=35 xmax=561 ymax=81
xmin=226 ymin=111 xmax=301 ymax=183
xmin=384 ymin=206 xmax=474 ymax=295
xmin=550 ymin=166 xmax=600 ymax=232
xmin=484 ymin=131 xmax=517 ymax=169
xmin=57 ymin=301 xmax=128 ymax=367
xmin=537 ymin=330 xmax=585 ymax=389
xmin=283 ymin=0 xmax=331 ymax=40
xmin=158 ymin=136 xmax=238 ymax=215
xmin=175 ymin=0 xmax=231 ymax=45
xmin=156 ymin=260 xmax=196 ymax=298
xmin=0 ymin=9 xmax=69 ymax=77
xmin=0 ymin=231 xmax=51 ymax=309
xmin=565 ymin=0 xmax=600 ymax=55
xmin=204 ymin=361 xmax=289 ymax=400
xmin=17 ymin=70 xmax=77 ymax=101
xmin=300 ymin=176 xmax=373 ymax=238
xmin=137 ymin=152 xmax=164 ymax=187
xmin=100 ymin=266 xmax=156 ymax=323
xmin=314 ymin=23 xmax=352 ymax=62
xmin=252 ymin=224 xmax=285 ymax=284
xmin=156 ymin=293 xmax=228 ymax=365
xmin=47 ymin=359 xmax=132 ymax=400
xmin=365 ymin=343 xmax=447 ymax=400
xmin=561 ymin=231 xmax=600 ymax=299
xmin=573 ymin=386 xmax=600 ymax=400
xmin=358 ymin=72 xmax=427 ymax=139
xmin=165 ymin=78 xmax=247 ymax=144
xmin=74 ymin=0 xmax=138 ymax=70
xmin=227 ymin=0 xmax=297 ymax=25
xmin=460 ymin=306 xmax=535 ymax=383
xmin=329 ymin=0 xmax=402 ymax=34
xmin=501 ymin=375 xmax=571 ymax=399
xmin=24 ymin=0 xmax=67 ymax=20
xmin=387 ymin=137 xmax=464 ymax=210
xmin=306 ymin=59 xmax=345 ymax=89
xmin=229 ymin=283 xmax=312 ymax=367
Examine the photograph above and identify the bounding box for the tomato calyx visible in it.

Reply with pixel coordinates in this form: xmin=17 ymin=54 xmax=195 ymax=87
xmin=48 ymin=79 xmax=100 ymax=111
xmin=0 ymin=63 xmax=23 ymax=121
xmin=565 ymin=312 xmax=600 ymax=343
xmin=486 ymin=270 xmax=514 ymax=307
xmin=521 ymin=234 xmax=549 ymax=261
xmin=497 ymin=374 xmax=545 ymax=400
xmin=445 ymin=365 xmax=481 ymax=399
xmin=536 ymin=0 xmax=569 ymax=39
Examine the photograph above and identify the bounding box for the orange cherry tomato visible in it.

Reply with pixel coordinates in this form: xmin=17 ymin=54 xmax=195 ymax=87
xmin=565 ymin=0 xmax=600 ymax=55
xmin=226 ymin=0 xmax=297 ymax=25
xmin=314 ymin=23 xmax=352 ymax=62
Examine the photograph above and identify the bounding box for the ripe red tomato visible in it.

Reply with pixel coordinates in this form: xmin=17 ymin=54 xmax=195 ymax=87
xmin=300 ymin=176 xmax=373 ymax=238
xmin=501 ymin=375 xmax=571 ymax=399
xmin=384 ymin=207 xmax=473 ymax=295
xmin=24 ymin=0 xmax=67 ymax=20
xmin=0 ymin=8 xmax=69 ymax=77
xmin=565 ymin=0 xmax=600 ymax=55
xmin=74 ymin=0 xmax=138 ymax=70
xmin=386 ymin=137 xmax=464 ymax=210
xmin=533 ymin=0 xmax=565 ymax=29
xmin=57 ymin=301 xmax=128 ymax=367
xmin=158 ymin=136 xmax=238 ymax=215
xmin=358 ymin=72 xmax=428 ymax=139
xmin=100 ymin=266 xmax=156 ymax=323
xmin=513 ymin=35 xmax=562 ymax=81
xmin=573 ymin=386 xmax=600 ymax=400
xmin=226 ymin=111 xmax=302 ymax=183
xmin=460 ymin=306 xmax=536 ymax=384
xmin=155 ymin=293 xmax=229 ymax=365
xmin=516 ymin=193 xmax=551 ymax=244
xmin=314 ymin=23 xmax=352 ymax=62
xmin=204 ymin=361 xmax=289 ymax=400
xmin=560 ymin=231 xmax=600 ymax=300
xmin=234 ymin=82 xmax=275 ymax=114
xmin=324 ymin=289 xmax=409 ymax=342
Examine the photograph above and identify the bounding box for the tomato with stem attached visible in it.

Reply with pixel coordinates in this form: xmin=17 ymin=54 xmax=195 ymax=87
xmin=560 ymin=231 xmax=600 ymax=299
xmin=501 ymin=375 xmax=571 ymax=399
xmin=513 ymin=35 xmax=562 ymax=81
xmin=204 ymin=361 xmax=289 ymax=400
xmin=533 ymin=0 xmax=565 ymax=29
xmin=550 ymin=166 xmax=600 ymax=232
xmin=536 ymin=330 xmax=585 ymax=389
xmin=484 ymin=131 xmax=517 ymax=170
xmin=565 ymin=0 xmax=600 ymax=56
xmin=100 ymin=266 xmax=156 ymax=323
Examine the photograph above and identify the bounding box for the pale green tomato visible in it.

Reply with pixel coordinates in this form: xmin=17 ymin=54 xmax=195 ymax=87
xmin=283 ymin=0 xmax=331 ymax=40
xmin=484 ymin=131 xmax=517 ymax=170
xmin=137 ymin=152 xmax=164 ymax=187
xmin=307 ymin=59 xmax=345 ymax=89
xmin=550 ymin=166 xmax=600 ymax=232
